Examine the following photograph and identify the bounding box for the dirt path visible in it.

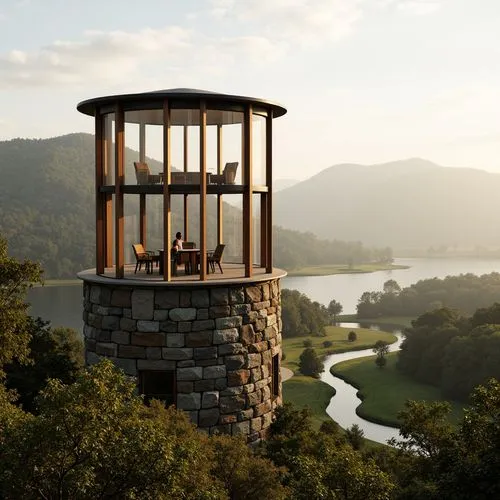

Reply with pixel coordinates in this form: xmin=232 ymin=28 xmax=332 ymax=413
xmin=281 ymin=367 xmax=294 ymax=382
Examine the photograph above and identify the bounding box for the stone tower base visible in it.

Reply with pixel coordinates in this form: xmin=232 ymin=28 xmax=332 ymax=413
xmin=80 ymin=274 xmax=284 ymax=443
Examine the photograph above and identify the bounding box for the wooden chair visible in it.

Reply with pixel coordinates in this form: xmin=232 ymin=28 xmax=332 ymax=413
xmin=133 ymin=162 xmax=161 ymax=185
xmin=210 ymin=162 xmax=239 ymax=185
xmin=132 ymin=244 xmax=159 ymax=274
xmin=207 ymin=244 xmax=225 ymax=273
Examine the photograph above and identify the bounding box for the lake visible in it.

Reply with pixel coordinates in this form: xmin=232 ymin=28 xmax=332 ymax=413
xmin=283 ymin=257 xmax=500 ymax=314
xmin=27 ymin=257 xmax=500 ymax=331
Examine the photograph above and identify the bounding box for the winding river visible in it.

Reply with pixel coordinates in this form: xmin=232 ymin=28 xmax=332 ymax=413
xmin=320 ymin=327 xmax=404 ymax=444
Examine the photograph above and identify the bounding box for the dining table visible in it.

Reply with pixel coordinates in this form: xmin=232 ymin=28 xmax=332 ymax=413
xmin=158 ymin=248 xmax=200 ymax=275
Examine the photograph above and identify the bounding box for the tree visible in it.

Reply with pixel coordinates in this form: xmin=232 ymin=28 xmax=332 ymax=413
xmin=0 ymin=360 xmax=224 ymax=499
xmin=5 ymin=318 xmax=83 ymax=412
xmin=327 ymin=299 xmax=343 ymax=324
xmin=373 ymin=340 xmax=389 ymax=369
xmin=211 ymin=435 xmax=287 ymax=499
xmin=299 ymin=348 xmax=324 ymax=377
xmin=383 ymin=279 xmax=401 ymax=295
xmin=345 ymin=423 xmax=364 ymax=450
xmin=389 ymin=381 xmax=500 ymax=499
xmin=0 ymin=236 xmax=43 ymax=376
xmin=348 ymin=330 xmax=357 ymax=342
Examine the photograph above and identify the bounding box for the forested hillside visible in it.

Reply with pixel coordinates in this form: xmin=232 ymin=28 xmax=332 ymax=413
xmin=274 ymin=158 xmax=500 ymax=252
xmin=0 ymin=134 xmax=390 ymax=278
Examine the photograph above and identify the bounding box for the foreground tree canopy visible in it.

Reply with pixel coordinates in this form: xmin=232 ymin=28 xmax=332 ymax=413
xmin=0 ymin=236 xmax=43 ymax=376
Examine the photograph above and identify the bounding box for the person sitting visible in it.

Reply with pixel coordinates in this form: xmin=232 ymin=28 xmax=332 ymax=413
xmin=172 ymin=231 xmax=183 ymax=251
xmin=171 ymin=232 xmax=185 ymax=274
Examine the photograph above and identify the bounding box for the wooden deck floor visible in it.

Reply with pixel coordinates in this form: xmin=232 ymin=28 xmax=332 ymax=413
xmin=78 ymin=263 xmax=286 ymax=286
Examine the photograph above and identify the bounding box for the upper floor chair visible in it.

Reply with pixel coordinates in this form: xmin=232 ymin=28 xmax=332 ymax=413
xmin=210 ymin=162 xmax=239 ymax=185
xmin=134 ymin=161 xmax=162 ymax=185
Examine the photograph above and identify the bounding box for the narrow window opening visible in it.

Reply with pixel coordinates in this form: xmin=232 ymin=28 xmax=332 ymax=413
xmin=272 ymin=354 xmax=280 ymax=398
xmin=139 ymin=370 xmax=176 ymax=406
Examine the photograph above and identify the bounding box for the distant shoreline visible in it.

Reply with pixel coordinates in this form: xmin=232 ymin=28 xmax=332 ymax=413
xmin=35 ymin=264 xmax=410 ymax=283
xmin=286 ymin=263 xmax=409 ymax=277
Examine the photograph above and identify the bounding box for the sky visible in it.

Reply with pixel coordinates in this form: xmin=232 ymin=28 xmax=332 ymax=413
xmin=1 ymin=0 xmax=499 ymax=180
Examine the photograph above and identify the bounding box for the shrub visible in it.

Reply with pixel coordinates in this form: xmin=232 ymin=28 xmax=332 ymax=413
xmin=299 ymin=348 xmax=324 ymax=377
xmin=348 ymin=331 xmax=357 ymax=342
xmin=322 ymin=340 xmax=333 ymax=348
xmin=303 ymin=339 xmax=313 ymax=348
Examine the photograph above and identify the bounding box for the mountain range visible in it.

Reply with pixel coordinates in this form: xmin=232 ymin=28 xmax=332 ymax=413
xmin=0 ymin=133 xmax=385 ymax=277
xmin=274 ymin=158 xmax=500 ymax=251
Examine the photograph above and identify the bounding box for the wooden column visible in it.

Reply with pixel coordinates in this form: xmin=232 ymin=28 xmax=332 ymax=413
xmin=266 ymin=111 xmax=273 ymax=273
xmin=243 ymin=105 xmax=253 ymax=277
xmin=95 ymin=113 xmax=105 ymax=274
xmin=104 ymin=117 xmax=113 ymax=268
xmin=105 ymin=194 xmax=113 ymax=267
xmin=199 ymin=101 xmax=207 ymax=280
xmin=260 ymin=193 xmax=267 ymax=268
xmin=217 ymin=125 xmax=223 ymax=246
xmin=139 ymin=123 xmax=147 ymax=246
xmin=114 ymin=104 xmax=125 ymax=278
xmin=183 ymin=125 xmax=189 ymax=241
xmin=163 ymin=100 xmax=172 ymax=281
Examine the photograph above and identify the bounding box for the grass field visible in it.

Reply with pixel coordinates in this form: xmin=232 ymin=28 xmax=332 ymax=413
xmin=282 ymin=375 xmax=336 ymax=429
xmin=34 ymin=279 xmax=82 ymax=287
xmin=286 ymin=263 xmax=409 ymax=277
xmin=332 ymin=352 xmax=465 ymax=427
xmin=282 ymin=325 xmax=397 ymax=371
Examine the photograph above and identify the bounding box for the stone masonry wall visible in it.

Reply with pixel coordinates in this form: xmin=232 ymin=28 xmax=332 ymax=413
xmin=82 ymin=278 xmax=282 ymax=442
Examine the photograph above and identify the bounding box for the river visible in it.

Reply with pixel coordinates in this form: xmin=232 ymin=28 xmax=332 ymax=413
xmin=321 ymin=325 xmax=404 ymax=444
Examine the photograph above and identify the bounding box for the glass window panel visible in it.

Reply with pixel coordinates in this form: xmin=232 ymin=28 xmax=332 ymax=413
xmin=103 ymin=113 xmax=115 ymax=185
xmin=253 ymin=194 xmax=261 ymax=266
xmin=223 ymin=194 xmax=243 ymax=263
xmin=252 ymin=114 xmax=266 ymax=187
xmin=124 ymin=196 xmax=140 ymax=264
xmin=124 ymin=117 xmax=139 ymax=185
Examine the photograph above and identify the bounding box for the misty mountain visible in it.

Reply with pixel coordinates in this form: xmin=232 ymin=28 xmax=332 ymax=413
xmin=274 ymin=178 xmax=300 ymax=192
xmin=0 ymin=133 xmax=388 ymax=277
xmin=273 ymin=158 xmax=500 ymax=251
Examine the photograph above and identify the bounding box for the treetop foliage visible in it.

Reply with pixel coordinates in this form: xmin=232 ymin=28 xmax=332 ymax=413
xmin=398 ymin=304 xmax=500 ymax=401
xmin=281 ymin=288 xmax=329 ymax=337
xmin=357 ymin=273 xmax=500 ymax=318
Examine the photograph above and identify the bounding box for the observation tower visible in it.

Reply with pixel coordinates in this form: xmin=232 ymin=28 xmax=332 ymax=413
xmin=77 ymin=88 xmax=287 ymax=441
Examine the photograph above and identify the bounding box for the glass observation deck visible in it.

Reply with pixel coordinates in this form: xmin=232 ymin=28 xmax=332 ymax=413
xmin=77 ymin=88 xmax=287 ymax=282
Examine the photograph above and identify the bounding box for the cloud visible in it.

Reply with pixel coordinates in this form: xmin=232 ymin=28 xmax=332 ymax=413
xmin=0 ymin=26 xmax=195 ymax=89
xmin=378 ymin=0 xmax=442 ymax=15
xmin=208 ymin=0 xmax=363 ymax=45
xmin=0 ymin=18 xmax=293 ymax=91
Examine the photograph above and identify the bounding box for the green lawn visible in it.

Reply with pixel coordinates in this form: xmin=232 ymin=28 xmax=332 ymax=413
xmin=286 ymin=263 xmax=409 ymax=277
xmin=283 ymin=375 xmax=336 ymax=430
xmin=282 ymin=325 xmax=397 ymax=371
xmin=332 ymin=352 xmax=465 ymax=427
xmin=34 ymin=279 xmax=82 ymax=287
